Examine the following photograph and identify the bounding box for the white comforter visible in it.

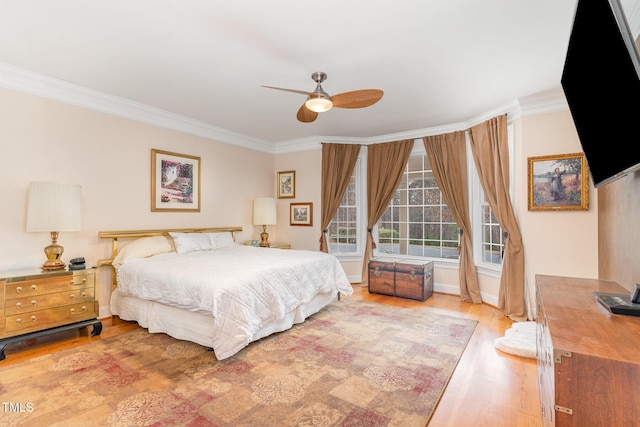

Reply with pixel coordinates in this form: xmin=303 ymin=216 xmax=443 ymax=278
xmin=116 ymin=244 xmax=353 ymax=359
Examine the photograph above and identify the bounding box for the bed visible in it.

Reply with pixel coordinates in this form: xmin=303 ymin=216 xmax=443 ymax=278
xmin=98 ymin=227 xmax=353 ymax=360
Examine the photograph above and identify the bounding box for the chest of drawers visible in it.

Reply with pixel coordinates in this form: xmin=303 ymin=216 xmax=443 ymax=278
xmin=0 ymin=268 xmax=102 ymax=360
xmin=536 ymin=275 xmax=640 ymax=426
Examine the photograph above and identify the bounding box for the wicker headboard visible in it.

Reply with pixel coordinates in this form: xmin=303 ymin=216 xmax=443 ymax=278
xmin=97 ymin=226 xmax=243 ymax=268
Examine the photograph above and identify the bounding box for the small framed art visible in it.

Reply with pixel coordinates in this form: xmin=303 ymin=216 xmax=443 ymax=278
xmin=277 ymin=170 xmax=295 ymax=199
xmin=151 ymin=149 xmax=201 ymax=212
xmin=527 ymin=152 xmax=589 ymax=211
xmin=290 ymin=202 xmax=313 ymax=226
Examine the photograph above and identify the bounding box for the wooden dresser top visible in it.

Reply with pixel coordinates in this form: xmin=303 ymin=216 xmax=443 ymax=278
xmin=536 ymin=274 xmax=640 ymax=364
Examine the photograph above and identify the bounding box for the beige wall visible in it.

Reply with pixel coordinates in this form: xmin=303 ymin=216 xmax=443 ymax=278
xmin=0 ymin=87 xmax=275 ymax=316
xmin=0 ymin=85 xmax=605 ymax=319
xmin=273 ymin=149 xmax=323 ymax=251
xmin=517 ymin=111 xmax=599 ymax=310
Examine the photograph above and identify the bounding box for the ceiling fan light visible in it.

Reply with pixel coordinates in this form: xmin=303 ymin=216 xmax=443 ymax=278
xmin=305 ymin=94 xmax=333 ymax=113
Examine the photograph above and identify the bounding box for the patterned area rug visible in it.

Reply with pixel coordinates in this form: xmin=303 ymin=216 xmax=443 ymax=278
xmin=0 ymin=299 xmax=477 ymax=427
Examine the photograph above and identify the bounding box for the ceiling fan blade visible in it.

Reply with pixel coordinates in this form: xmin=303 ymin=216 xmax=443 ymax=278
xmin=262 ymin=85 xmax=312 ymax=96
xmin=331 ymin=89 xmax=384 ymax=109
xmin=297 ymin=104 xmax=318 ymax=123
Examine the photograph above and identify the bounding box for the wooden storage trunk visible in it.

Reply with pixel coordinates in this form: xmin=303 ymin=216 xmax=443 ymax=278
xmin=368 ymin=257 xmax=396 ymax=296
xmin=368 ymin=257 xmax=433 ymax=301
xmin=395 ymin=259 xmax=433 ymax=301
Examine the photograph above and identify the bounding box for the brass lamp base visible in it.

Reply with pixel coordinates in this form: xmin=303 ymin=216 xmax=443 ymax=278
xmin=259 ymin=225 xmax=270 ymax=247
xmin=42 ymin=231 xmax=66 ymax=271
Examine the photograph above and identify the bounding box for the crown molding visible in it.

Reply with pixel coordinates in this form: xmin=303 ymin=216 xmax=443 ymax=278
xmin=0 ymin=61 xmax=275 ymax=153
xmin=1 ymin=62 xmax=568 ymax=154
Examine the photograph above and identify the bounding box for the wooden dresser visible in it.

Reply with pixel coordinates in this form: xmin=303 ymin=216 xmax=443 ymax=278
xmin=0 ymin=268 xmax=102 ymax=360
xmin=536 ymin=274 xmax=640 ymax=426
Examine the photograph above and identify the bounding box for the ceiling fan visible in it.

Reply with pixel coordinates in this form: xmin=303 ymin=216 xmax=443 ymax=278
xmin=262 ymin=72 xmax=384 ymax=123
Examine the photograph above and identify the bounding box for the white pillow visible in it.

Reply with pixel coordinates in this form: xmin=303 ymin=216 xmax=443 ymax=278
xmin=112 ymin=236 xmax=174 ymax=268
xmin=169 ymin=232 xmax=215 ymax=254
xmin=209 ymin=232 xmax=235 ymax=248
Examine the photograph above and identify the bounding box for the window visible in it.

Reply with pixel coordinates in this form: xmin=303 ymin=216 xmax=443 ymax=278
xmin=327 ymin=131 xmax=511 ymax=269
xmin=327 ymin=155 xmax=365 ymax=257
xmin=480 ymin=193 xmax=504 ymax=265
xmin=468 ymin=125 xmax=513 ymax=269
xmin=377 ymin=149 xmax=460 ymax=259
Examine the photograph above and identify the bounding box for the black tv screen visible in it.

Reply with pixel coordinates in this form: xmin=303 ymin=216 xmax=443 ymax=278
xmin=561 ymin=0 xmax=640 ymax=187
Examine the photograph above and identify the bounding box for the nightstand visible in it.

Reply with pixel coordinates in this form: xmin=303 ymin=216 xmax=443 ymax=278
xmin=0 ymin=267 xmax=102 ymax=360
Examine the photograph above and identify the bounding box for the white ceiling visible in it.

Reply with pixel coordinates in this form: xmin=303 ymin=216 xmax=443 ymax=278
xmin=0 ymin=0 xmax=578 ymax=147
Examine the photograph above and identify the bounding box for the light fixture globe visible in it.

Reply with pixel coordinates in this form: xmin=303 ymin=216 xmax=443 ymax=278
xmin=305 ymin=92 xmax=333 ymax=112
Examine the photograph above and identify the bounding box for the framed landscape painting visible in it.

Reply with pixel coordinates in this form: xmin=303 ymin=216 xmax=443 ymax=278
xmin=528 ymin=152 xmax=589 ymax=211
xmin=151 ymin=149 xmax=201 ymax=212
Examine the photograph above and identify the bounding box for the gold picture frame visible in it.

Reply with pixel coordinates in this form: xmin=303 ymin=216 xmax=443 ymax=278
xmin=151 ymin=149 xmax=201 ymax=212
xmin=277 ymin=170 xmax=295 ymax=199
xmin=528 ymin=152 xmax=589 ymax=211
xmin=290 ymin=202 xmax=313 ymax=226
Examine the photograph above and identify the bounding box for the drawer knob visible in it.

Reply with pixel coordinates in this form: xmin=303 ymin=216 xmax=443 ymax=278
xmin=14 ymin=285 xmax=35 ymax=293
xmin=70 ymin=306 xmax=88 ymax=315
xmin=15 ymin=300 xmax=37 ymax=309
xmin=71 ymin=278 xmax=87 ymax=285
xmin=16 ymin=315 xmax=37 ymax=324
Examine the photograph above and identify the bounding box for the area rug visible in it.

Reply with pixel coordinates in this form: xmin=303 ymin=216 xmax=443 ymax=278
xmin=494 ymin=321 xmax=537 ymax=358
xmin=0 ymin=299 xmax=477 ymax=427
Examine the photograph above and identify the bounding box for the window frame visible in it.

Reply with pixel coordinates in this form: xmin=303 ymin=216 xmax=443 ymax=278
xmin=469 ymin=124 xmax=514 ymax=275
xmin=374 ymin=142 xmax=460 ymax=260
xmin=327 ymin=149 xmax=367 ymax=261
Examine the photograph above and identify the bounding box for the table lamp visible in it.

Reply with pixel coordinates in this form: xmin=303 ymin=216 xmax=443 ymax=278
xmin=26 ymin=182 xmax=82 ymax=270
xmin=253 ymin=197 xmax=277 ymax=247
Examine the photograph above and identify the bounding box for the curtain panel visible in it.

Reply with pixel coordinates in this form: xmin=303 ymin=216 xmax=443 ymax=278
xmin=468 ymin=115 xmax=527 ymax=321
xmin=319 ymin=143 xmax=362 ymax=252
xmin=361 ymin=139 xmax=414 ymax=285
xmin=423 ymin=131 xmax=481 ymax=303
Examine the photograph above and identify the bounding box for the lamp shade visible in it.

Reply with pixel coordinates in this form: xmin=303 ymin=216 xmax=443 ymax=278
xmin=26 ymin=182 xmax=82 ymax=232
xmin=252 ymin=197 xmax=277 ymax=225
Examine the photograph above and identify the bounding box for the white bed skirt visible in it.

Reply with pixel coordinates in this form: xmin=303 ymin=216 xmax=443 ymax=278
xmin=110 ymin=288 xmax=338 ymax=355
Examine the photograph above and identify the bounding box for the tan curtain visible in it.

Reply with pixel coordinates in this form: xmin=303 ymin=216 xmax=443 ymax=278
xmin=468 ymin=115 xmax=526 ymax=321
xmin=361 ymin=139 xmax=414 ymax=284
xmin=319 ymin=143 xmax=362 ymax=252
xmin=423 ymin=132 xmax=481 ymax=303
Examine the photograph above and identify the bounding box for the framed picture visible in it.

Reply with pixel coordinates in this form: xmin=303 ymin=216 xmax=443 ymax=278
xmin=290 ymin=202 xmax=313 ymax=226
xmin=528 ymin=152 xmax=589 ymax=211
xmin=151 ymin=149 xmax=201 ymax=212
xmin=277 ymin=170 xmax=295 ymax=199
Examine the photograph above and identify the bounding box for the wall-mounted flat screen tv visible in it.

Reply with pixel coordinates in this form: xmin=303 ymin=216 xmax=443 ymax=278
xmin=561 ymin=0 xmax=640 ymax=187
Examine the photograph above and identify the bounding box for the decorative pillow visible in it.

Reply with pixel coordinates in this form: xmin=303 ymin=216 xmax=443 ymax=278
xmin=209 ymin=232 xmax=235 ymax=248
xmin=169 ymin=232 xmax=216 ymax=254
xmin=112 ymin=236 xmax=175 ymax=268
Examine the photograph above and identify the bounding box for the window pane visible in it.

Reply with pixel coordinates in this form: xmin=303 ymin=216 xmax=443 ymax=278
xmin=480 ymin=195 xmax=504 ymax=266
xmin=376 ymin=152 xmax=459 ymax=260
xmin=328 ymin=175 xmax=358 ymax=254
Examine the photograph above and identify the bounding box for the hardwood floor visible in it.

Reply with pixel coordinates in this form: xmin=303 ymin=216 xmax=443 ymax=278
xmin=0 ymin=284 xmax=542 ymax=427
xmin=350 ymin=285 xmax=543 ymax=427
